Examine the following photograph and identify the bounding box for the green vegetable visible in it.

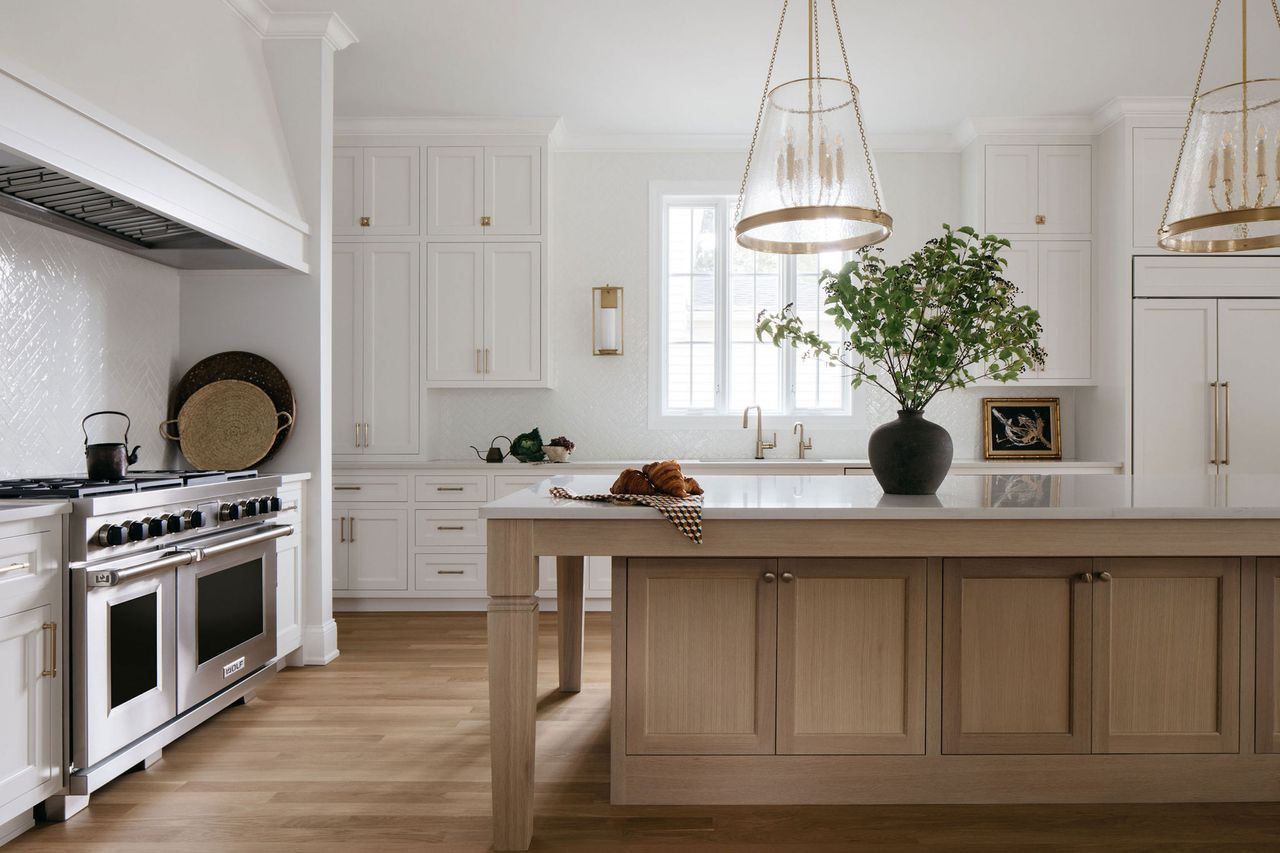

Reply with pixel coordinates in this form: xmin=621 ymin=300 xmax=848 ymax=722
xmin=510 ymin=428 xmax=545 ymax=462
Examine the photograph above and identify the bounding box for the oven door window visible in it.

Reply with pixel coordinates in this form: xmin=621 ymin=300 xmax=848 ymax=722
xmin=110 ymin=592 xmax=159 ymax=709
xmin=197 ymin=559 xmax=265 ymax=665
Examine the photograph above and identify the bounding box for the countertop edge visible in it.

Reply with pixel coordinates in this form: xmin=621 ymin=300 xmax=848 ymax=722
xmin=0 ymin=501 xmax=71 ymax=523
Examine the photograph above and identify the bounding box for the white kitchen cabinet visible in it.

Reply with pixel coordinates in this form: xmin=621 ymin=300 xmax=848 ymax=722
xmin=1216 ymin=301 xmax=1280 ymax=473
xmin=333 ymin=243 xmax=420 ymax=457
xmin=275 ymin=481 xmax=305 ymax=659
xmin=333 ymin=146 xmax=421 ymax=236
xmin=332 ymin=511 xmax=350 ymax=591
xmin=427 ymin=145 xmax=541 ymax=236
xmin=425 ymin=243 xmax=543 ymax=386
xmin=1132 ymin=127 xmax=1183 ymax=249
xmin=985 ymin=144 xmax=1091 ymax=236
xmin=334 ymin=508 xmax=408 ymax=591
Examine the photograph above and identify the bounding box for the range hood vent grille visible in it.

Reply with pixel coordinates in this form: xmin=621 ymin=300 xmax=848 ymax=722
xmin=0 ymin=164 xmax=198 ymax=247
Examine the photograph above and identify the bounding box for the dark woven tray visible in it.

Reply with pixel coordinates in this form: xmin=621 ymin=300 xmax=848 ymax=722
xmin=174 ymin=351 xmax=295 ymax=464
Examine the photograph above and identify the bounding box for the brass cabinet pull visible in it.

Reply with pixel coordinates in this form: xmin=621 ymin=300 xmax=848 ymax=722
xmin=1035 ymin=214 xmax=1046 ymax=225
xmin=334 ymin=485 xmax=363 ymax=491
xmin=1098 ymin=571 xmax=1113 ymax=582
xmin=762 ymin=572 xmax=777 ymax=583
xmin=349 ymin=518 xmax=356 ymax=542
xmin=360 ymin=216 xmax=371 ymax=227
xmin=363 ymin=422 xmax=371 ymax=448
xmin=339 ymin=517 xmax=346 ymax=543
xmin=436 ymin=486 xmax=465 ymax=492
xmin=437 ymin=569 xmax=466 ymax=575
xmin=1222 ymin=381 xmax=1231 ymax=465
xmin=436 ymin=525 xmax=466 ymax=531
xmin=476 ymin=349 xmax=482 ymax=374
xmin=41 ymin=622 xmax=57 ymax=678
xmin=480 ymin=215 xmax=492 ymax=227
xmin=0 ymin=560 xmax=31 ymax=579
xmin=780 ymin=572 xmax=795 ymax=583
xmin=484 ymin=348 xmax=491 ymax=373
xmin=355 ymin=422 xmax=361 ymax=449
xmin=1080 ymin=572 xmax=1094 ymax=583
xmin=1210 ymin=381 xmax=1219 ymax=465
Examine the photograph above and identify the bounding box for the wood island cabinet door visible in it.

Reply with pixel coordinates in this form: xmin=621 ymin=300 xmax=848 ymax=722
xmin=776 ymin=559 xmax=925 ymax=755
xmin=626 ymin=559 xmax=776 ymax=755
xmin=942 ymin=558 xmax=1093 ymax=754
xmin=1092 ymin=558 xmax=1239 ymax=754
xmin=1258 ymin=560 xmax=1280 ymax=753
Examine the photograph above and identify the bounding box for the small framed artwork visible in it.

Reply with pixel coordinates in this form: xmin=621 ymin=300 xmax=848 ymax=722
xmin=982 ymin=397 xmax=1062 ymax=460
xmin=983 ymin=473 xmax=1062 ymax=508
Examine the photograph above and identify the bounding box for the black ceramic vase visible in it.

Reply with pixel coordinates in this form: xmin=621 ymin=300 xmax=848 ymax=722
xmin=867 ymin=410 xmax=954 ymax=495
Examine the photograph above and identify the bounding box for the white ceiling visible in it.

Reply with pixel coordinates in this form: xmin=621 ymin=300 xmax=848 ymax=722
xmin=268 ymin=0 xmax=1277 ymax=140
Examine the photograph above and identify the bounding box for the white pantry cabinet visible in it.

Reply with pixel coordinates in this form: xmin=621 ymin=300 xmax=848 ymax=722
xmin=985 ymin=144 xmax=1091 ymax=236
xmin=333 ymin=243 xmax=421 ymax=457
xmin=426 ymin=145 xmax=541 ymax=236
xmin=334 ymin=146 xmax=421 ymax=236
xmin=425 ymin=243 xmax=543 ymax=386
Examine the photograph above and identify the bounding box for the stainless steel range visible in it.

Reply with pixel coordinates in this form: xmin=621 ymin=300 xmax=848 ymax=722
xmin=0 ymin=470 xmax=290 ymax=810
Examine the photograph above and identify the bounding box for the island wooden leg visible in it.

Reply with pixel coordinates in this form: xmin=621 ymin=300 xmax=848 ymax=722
xmin=556 ymin=556 xmax=585 ymax=693
xmin=487 ymin=520 xmax=538 ymax=851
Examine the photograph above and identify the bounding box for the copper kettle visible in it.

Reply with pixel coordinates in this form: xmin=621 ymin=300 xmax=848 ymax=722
xmin=83 ymin=411 xmax=140 ymax=481
xmin=470 ymin=435 xmax=512 ymax=464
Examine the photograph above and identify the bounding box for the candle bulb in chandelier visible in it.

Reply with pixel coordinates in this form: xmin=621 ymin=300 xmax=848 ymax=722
xmin=1209 ymin=148 xmax=1219 ymax=190
xmin=1258 ymin=127 xmax=1268 ymax=180
xmin=1223 ymin=130 xmax=1235 ymax=205
xmin=835 ymin=132 xmax=845 ymax=186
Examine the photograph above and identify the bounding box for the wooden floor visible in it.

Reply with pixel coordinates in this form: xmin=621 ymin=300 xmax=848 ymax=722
xmin=11 ymin=612 xmax=1280 ymax=852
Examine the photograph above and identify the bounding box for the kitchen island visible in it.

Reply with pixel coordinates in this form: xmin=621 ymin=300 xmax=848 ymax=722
xmin=480 ymin=474 xmax=1280 ymax=851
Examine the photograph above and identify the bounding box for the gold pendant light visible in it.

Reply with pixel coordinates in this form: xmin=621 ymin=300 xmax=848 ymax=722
xmin=1160 ymin=0 xmax=1280 ymax=252
xmin=734 ymin=0 xmax=892 ymax=255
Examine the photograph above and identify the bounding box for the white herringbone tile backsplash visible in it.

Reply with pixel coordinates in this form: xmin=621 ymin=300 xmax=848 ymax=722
xmin=0 ymin=211 xmax=180 ymax=477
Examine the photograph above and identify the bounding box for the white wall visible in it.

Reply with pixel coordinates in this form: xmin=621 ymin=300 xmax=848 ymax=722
xmin=0 ymin=211 xmax=180 ymax=476
xmin=0 ymin=0 xmax=302 ymax=223
xmin=425 ymin=149 xmax=1077 ymax=461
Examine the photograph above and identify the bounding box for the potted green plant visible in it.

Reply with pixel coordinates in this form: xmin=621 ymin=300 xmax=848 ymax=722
xmin=756 ymin=225 xmax=1046 ymax=495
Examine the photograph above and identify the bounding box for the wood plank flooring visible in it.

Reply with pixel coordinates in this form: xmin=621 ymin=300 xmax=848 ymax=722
xmin=10 ymin=612 xmax=1280 ymax=851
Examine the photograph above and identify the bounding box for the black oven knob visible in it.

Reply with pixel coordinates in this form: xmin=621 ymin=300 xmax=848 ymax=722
xmin=126 ymin=520 xmax=148 ymax=541
xmin=268 ymin=496 xmax=281 ymax=512
xmin=183 ymin=509 xmax=206 ymax=528
xmin=146 ymin=517 xmax=167 ymax=538
xmin=243 ymin=499 xmax=259 ymax=517
xmin=164 ymin=513 xmax=184 ymax=533
xmin=97 ymin=524 xmax=127 ymax=547
xmin=220 ymin=502 xmax=241 ymax=521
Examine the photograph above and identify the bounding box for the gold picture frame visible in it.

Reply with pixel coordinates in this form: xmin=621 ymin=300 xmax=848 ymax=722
xmin=982 ymin=397 xmax=1062 ymax=460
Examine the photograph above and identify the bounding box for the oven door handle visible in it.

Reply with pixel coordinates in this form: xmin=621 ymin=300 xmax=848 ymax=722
xmin=87 ymin=550 xmax=196 ymax=587
xmin=185 ymin=524 xmax=294 ymax=562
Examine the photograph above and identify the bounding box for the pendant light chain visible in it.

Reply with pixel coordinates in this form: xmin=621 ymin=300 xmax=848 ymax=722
xmin=735 ymin=0 xmax=791 ymax=224
xmin=829 ymin=0 xmax=882 ymax=214
xmin=1160 ymin=0 xmax=1223 ymax=233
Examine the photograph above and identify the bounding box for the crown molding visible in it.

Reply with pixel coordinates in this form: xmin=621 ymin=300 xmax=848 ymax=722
xmin=547 ymin=130 xmax=959 ymax=154
xmin=222 ymin=2 xmax=358 ymax=50
xmin=223 ymin=0 xmax=273 ymax=35
xmin=334 ymin=115 xmax=561 ymax=137
xmin=1092 ymin=96 xmax=1189 ymax=131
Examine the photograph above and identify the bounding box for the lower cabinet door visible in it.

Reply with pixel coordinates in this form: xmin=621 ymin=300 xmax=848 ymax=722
xmin=626 ymin=559 xmax=776 ymax=755
xmin=942 ymin=558 xmax=1093 ymax=754
xmin=1259 ymin=560 xmax=1280 ymax=753
xmin=0 ymin=605 xmax=56 ymax=809
xmin=345 ymin=510 xmax=408 ymax=591
xmin=776 ymin=559 xmax=925 ymax=754
xmin=332 ymin=513 xmax=350 ymax=591
xmin=275 ymin=532 xmax=302 ymax=657
xmin=1092 ymin=557 xmax=1239 ymax=754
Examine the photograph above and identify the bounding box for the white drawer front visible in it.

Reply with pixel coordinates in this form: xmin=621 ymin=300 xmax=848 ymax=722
xmin=414 ymin=554 xmax=485 ymax=591
xmin=0 ymin=529 xmax=57 ymax=601
xmin=415 ymin=475 xmax=489 ymax=503
xmin=333 ymin=475 xmax=408 ymax=502
xmin=416 ymin=510 xmax=484 ymax=547
xmin=493 ymin=475 xmax=547 ymax=500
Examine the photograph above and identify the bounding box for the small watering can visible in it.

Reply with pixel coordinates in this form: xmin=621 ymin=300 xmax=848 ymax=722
xmin=83 ymin=411 xmax=141 ymax=481
xmin=470 ymin=435 xmax=512 ymax=464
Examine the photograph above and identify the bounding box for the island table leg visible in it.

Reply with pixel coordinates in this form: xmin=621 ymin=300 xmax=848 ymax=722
xmin=556 ymin=556 xmax=585 ymax=692
xmin=487 ymin=520 xmax=538 ymax=851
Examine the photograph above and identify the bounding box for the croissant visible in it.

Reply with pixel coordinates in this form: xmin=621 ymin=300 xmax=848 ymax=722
xmin=683 ymin=477 xmax=703 ymax=496
xmin=610 ymin=468 xmax=655 ymax=496
xmin=643 ymin=460 xmax=688 ymax=497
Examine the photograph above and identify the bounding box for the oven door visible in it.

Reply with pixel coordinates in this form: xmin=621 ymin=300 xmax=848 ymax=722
xmin=75 ymin=557 xmax=179 ymax=769
xmin=176 ymin=526 xmax=282 ymax=712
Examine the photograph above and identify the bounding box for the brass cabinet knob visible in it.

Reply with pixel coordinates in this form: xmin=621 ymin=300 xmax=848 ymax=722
xmin=762 ymin=572 xmax=777 ymax=583
xmin=1098 ymin=571 xmax=1113 ymax=582
xmin=1034 ymin=214 xmax=1046 ymax=225
xmin=1080 ymin=572 xmax=1093 ymax=583
xmin=359 ymin=216 xmax=371 ymax=227
xmin=480 ymin=215 xmax=492 ymax=227
xmin=781 ymin=572 xmax=795 ymax=583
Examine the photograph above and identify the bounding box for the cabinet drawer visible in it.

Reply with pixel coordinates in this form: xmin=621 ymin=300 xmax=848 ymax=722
xmin=415 ymin=475 xmax=489 ymax=503
xmin=0 ymin=529 xmax=57 ymax=601
xmin=332 ymin=475 xmax=408 ymax=502
xmin=416 ymin=510 xmax=484 ymax=547
xmin=493 ymin=475 xmax=546 ymax=500
xmin=414 ymin=554 xmax=485 ymax=591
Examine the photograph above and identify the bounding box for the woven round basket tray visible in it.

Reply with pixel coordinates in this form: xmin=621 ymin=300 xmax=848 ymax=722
xmin=173 ymin=351 xmax=295 ymax=463
xmin=160 ymin=379 xmax=294 ymax=471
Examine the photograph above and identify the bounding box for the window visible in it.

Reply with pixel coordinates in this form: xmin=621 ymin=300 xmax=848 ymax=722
xmin=650 ymin=184 xmax=859 ymax=427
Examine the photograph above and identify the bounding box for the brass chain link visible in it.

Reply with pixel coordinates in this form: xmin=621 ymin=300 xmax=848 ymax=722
xmin=735 ymin=0 xmax=790 ymax=224
xmin=1161 ymin=0 xmax=1223 ymax=232
xmin=829 ymin=0 xmax=882 ymax=214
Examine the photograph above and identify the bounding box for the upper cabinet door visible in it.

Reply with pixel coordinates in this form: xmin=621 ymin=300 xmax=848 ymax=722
xmin=362 ymin=244 xmax=420 ymax=455
xmin=985 ymin=145 xmax=1040 ymax=234
xmin=332 ymin=244 xmax=363 ymax=456
xmin=424 ymin=244 xmax=485 ymax=384
xmin=1035 ymin=242 xmax=1091 ymax=380
xmin=363 ymin=148 xmax=420 ymax=236
xmin=1215 ymin=300 xmax=1280 ymax=473
xmin=483 ymin=243 xmax=542 ymax=383
xmin=1037 ymin=145 xmax=1092 ymax=234
xmin=0 ymin=605 xmax=56 ymax=809
xmin=1132 ymin=299 xmax=1218 ymax=475
xmin=484 ymin=146 xmax=541 ymax=235
xmin=1002 ymin=241 xmax=1039 ymax=309
xmin=1132 ymin=127 xmax=1183 ymax=248
xmin=333 ymin=147 xmax=364 ymax=236
xmin=426 ymin=147 xmax=485 ymax=235
xmin=1092 ymin=557 xmax=1239 ymax=754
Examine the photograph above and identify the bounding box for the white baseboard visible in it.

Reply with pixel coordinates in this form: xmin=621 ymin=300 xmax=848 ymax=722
xmin=300 ymin=619 xmax=340 ymax=664
xmin=0 ymin=812 xmax=33 ymax=847
xmin=333 ymin=597 xmax=612 ymax=613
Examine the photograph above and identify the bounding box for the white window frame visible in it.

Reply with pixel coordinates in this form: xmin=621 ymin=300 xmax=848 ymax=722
xmin=648 ymin=181 xmax=863 ymax=430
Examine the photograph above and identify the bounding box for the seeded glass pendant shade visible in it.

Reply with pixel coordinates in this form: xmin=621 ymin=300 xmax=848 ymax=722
xmin=735 ymin=0 xmax=892 ymax=254
xmin=1160 ymin=0 xmax=1280 ymax=252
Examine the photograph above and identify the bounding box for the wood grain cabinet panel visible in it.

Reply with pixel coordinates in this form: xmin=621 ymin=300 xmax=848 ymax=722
xmin=942 ymin=558 xmax=1093 ymax=754
xmin=776 ymin=559 xmax=925 ymax=754
xmin=1092 ymin=558 xmax=1239 ymax=754
xmin=626 ymin=559 xmax=776 ymax=755
xmin=1259 ymin=560 xmax=1280 ymax=753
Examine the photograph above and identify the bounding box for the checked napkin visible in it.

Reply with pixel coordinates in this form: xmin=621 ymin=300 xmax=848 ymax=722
xmin=548 ymin=486 xmax=704 ymax=544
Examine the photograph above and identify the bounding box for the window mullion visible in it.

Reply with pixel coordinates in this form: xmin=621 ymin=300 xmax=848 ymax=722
xmin=784 ymin=255 xmax=797 ymax=414
xmin=716 ymin=199 xmax=730 ymax=414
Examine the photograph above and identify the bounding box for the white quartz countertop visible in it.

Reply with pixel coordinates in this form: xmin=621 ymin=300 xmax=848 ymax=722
xmin=339 ymin=458 xmax=1122 ymax=472
xmin=0 ymin=500 xmax=71 ymax=523
xmin=479 ymin=474 xmax=1280 ymax=520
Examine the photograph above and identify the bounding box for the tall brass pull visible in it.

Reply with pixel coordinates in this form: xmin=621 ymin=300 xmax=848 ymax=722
xmin=476 ymin=349 xmax=482 ymax=374
xmin=355 ymin=422 xmax=361 ymax=449
xmin=363 ymin=423 xmax=370 ymax=448
xmin=484 ymin=348 xmax=491 ymax=373
xmin=1222 ymin=381 xmax=1231 ymax=465
xmin=41 ymin=622 xmax=56 ymax=678
xmin=339 ymin=517 xmax=346 ymax=543
xmin=1210 ymin=381 xmax=1219 ymax=465
xmin=350 ymin=518 xmax=356 ymax=542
